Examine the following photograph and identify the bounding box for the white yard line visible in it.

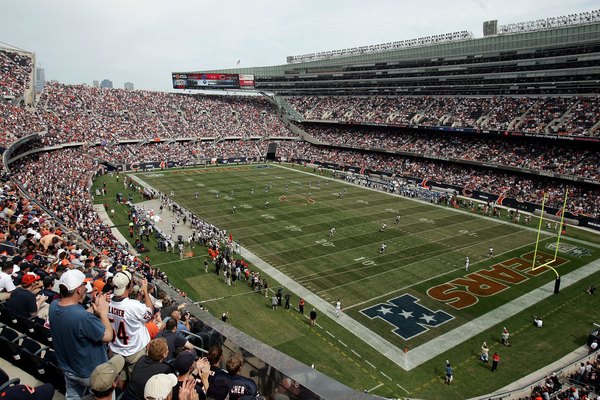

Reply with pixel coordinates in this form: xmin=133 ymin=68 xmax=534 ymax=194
xmin=316 ymin=229 xmax=533 ymax=298
xmin=281 ymin=217 xmax=514 ymax=278
xmin=367 ymin=383 xmax=384 ymax=393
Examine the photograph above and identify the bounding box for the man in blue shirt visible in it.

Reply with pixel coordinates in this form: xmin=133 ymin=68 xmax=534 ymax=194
xmin=49 ymin=269 xmax=113 ymax=400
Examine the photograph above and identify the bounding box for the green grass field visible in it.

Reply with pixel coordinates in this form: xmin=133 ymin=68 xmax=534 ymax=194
xmin=93 ymin=163 xmax=600 ymax=399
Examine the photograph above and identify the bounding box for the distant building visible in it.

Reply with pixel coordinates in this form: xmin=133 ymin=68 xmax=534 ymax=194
xmin=124 ymin=82 xmax=134 ymax=90
xmin=93 ymin=80 xmax=99 ymax=88
xmin=35 ymin=67 xmax=45 ymax=93
xmin=100 ymin=79 xmax=113 ymax=89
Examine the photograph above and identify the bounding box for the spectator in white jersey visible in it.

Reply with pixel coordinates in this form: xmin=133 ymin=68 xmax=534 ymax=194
xmin=108 ymin=270 xmax=154 ymax=381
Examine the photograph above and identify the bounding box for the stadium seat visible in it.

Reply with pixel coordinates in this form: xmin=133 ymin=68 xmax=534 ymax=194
xmin=14 ymin=315 xmax=36 ymax=336
xmin=43 ymin=349 xmax=65 ymax=394
xmin=0 ymin=303 xmax=19 ymax=329
xmin=181 ymin=331 xmax=209 ymax=354
xmin=18 ymin=337 xmax=50 ymax=378
xmin=26 ymin=319 xmax=53 ymax=348
xmin=0 ymin=325 xmax=26 ymax=362
xmin=0 ymin=367 xmax=20 ymax=393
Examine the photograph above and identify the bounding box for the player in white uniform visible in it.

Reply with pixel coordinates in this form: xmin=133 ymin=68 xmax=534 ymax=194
xmin=329 ymin=228 xmax=336 ymax=237
xmin=108 ymin=271 xmax=154 ymax=380
xmin=379 ymin=243 xmax=387 ymax=254
xmin=465 ymin=256 xmax=470 ymax=272
xmin=335 ymin=299 xmax=342 ymax=318
xmin=380 ymin=223 xmax=387 ymax=232
xmin=488 ymin=247 xmax=494 ymax=258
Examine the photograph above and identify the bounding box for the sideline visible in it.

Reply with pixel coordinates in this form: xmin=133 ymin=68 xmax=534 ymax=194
xmin=93 ymin=204 xmax=139 ymax=256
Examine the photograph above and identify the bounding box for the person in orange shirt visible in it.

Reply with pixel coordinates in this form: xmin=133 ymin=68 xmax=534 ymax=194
xmin=145 ymin=309 xmax=163 ymax=339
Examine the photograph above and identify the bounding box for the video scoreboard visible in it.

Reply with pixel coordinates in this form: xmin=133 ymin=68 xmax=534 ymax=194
xmin=172 ymin=73 xmax=255 ymax=90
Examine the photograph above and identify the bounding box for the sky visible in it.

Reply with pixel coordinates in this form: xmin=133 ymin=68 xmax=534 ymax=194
xmin=1 ymin=0 xmax=598 ymax=92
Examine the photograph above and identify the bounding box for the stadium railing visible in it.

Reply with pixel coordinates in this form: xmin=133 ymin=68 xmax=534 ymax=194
xmin=154 ymin=278 xmax=380 ymax=400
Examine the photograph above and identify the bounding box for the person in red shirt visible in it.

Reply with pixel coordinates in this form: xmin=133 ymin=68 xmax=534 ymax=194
xmin=491 ymin=352 xmax=500 ymax=372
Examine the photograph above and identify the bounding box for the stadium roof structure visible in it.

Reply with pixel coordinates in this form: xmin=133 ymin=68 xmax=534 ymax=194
xmin=179 ymin=11 xmax=600 ymax=96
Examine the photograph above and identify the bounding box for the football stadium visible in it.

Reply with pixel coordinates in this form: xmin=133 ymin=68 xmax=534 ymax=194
xmin=1 ymin=4 xmax=600 ymax=400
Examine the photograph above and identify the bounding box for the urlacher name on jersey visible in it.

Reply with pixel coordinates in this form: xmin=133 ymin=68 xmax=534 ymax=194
xmin=108 ymin=306 xmax=125 ymax=317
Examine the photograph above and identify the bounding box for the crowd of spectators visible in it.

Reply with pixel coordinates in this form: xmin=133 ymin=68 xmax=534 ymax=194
xmin=286 ymin=95 xmax=600 ymax=136
xmin=566 ymin=359 xmax=600 ymax=397
xmin=33 ymin=83 xmax=295 ymax=146
xmin=0 ymin=49 xmax=38 ymax=146
xmin=517 ymin=356 xmax=600 ymax=400
xmin=82 ymin=139 xmax=269 ymax=165
xmin=275 ymin=140 xmax=600 ymax=218
xmin=10 ymin=135 xmax=597 ymax=219
xmin=0 ymin=49 xmax=33 ymax=98
xmin=302 ymin=124 xmax=600 ymax=180
xmin=0 ymin=99 xmax=45 ymax=146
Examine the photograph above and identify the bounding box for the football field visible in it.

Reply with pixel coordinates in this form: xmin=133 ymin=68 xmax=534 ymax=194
xmin=119 ymin=163 xmax=600 ymax=399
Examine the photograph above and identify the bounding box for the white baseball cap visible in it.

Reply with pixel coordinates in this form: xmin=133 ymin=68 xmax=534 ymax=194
xmin=112 ymin=271 xmax=132 ymax=296
xmin=59 ymin=269 xmax=92 ymax=293
xmin=144 ymin=373 xmax=177 ymax=400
